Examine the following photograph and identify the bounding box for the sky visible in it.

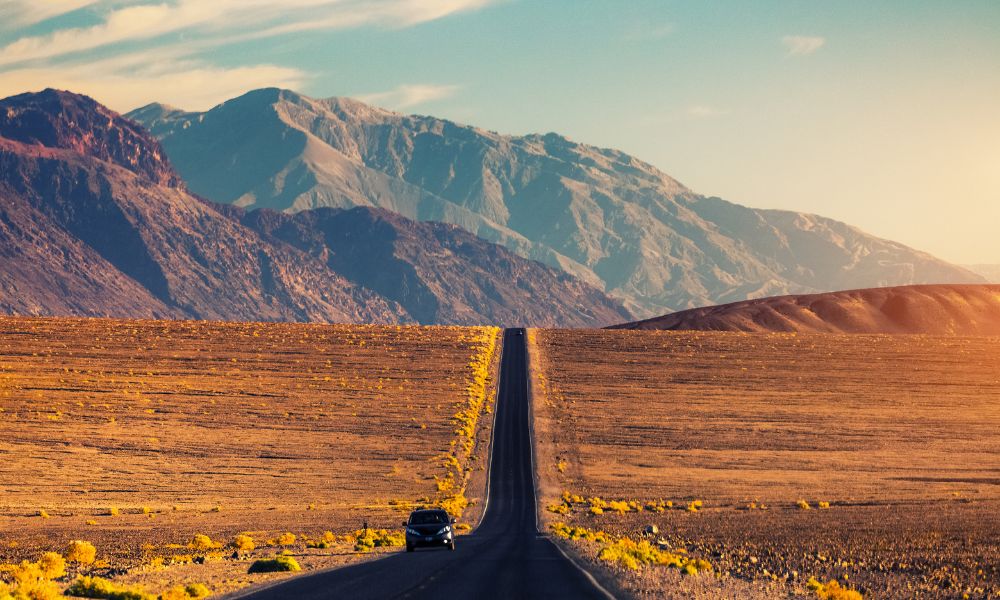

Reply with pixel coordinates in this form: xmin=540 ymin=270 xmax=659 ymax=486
xmin=1 ymin=0 xmax=998 ymax=264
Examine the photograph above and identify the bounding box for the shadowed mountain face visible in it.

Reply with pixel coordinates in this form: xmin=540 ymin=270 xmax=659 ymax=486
xmin=230 ymin=206 xmax=631 ymax=327
xmin=1 ymin=90 xmax=628 ymax=327
xmin=612 ymin=284 xmax=1000 ymax=334
xmin=129 ymin=88 xmax=984 ymax=318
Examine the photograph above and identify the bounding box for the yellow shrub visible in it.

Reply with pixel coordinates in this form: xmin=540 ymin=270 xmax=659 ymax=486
xmin=37 ymin=509 xmax=50 ymax=519
xmin=797 ymin=499 xmax=811 ymax=510
xmin=607 ymin=501 xmax=630 ymax=514
xmin=66 ymin=540 xmax=97 ymax=565
xmin=161 ymin=583 xmax=211 ymax=600
xmin=233 ymin=534 xmax=255 ymax=552
xmin=547 ymin=503 xmax=570 ymax=515
xmin=66 ymin=575 xmax=153 ymax=599
xmin=189 ymin=534 xmax=220 ymax=551
xmin=807 ymin=577 xmax=863 ymax=600
xmin=818 ymin=501 xmax=831 ymax=509
xmin=277 ymin=533 xmax=297 ymax=546
xmin=38 ymin=552 xmax=65 ymax=579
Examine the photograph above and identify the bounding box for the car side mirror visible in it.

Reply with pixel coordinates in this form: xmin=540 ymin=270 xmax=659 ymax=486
xmin=402 ymin=521 xmax=408 ymax=527
xmin=451 ymin=517 xmax=457 ymax=524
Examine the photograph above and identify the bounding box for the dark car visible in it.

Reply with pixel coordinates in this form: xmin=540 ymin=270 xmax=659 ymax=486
xmin=403 ymin=508 xmax=456 ymax=552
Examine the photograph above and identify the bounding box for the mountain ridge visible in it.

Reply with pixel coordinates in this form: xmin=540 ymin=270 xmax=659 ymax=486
xmin=1 ymin=89 xmax=629 ymax=327
xmin=611 ymin=284 xmax=1000 ymax=334
xmin=129 ymin=88 xmax=983 ymax=317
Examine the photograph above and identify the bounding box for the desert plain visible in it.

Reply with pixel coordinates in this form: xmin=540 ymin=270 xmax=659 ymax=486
xmin=532 ymin=328 xmax=1000 ymax=599
xmin=0 ymin=317 xmax=500 ymax=597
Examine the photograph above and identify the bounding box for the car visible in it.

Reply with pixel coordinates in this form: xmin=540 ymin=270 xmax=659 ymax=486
xmin=403 ymin=508 xmax=456 ymax=552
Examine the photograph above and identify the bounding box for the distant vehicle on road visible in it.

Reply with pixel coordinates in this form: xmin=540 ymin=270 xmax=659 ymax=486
xmin=403 ymin=508 xmax=456 ymax=552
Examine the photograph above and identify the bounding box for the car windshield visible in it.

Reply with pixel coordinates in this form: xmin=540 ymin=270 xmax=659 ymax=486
xmin=409 ymin=511 xmax=447 ymax=525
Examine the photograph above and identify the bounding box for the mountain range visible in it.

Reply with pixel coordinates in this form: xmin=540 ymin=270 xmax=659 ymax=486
xmin=965 ymin=264 xmax=1000 ymax=283
xmin=0 ymin=89 xmax=629 ymax=327
xmin=612 ymin=284 xmax=1000 ymax=334
xmin=129 ymin=88 xmax=984 ymax=318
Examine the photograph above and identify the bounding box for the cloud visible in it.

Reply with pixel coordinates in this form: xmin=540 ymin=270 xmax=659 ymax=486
xmin=0 ymin=0 xmax=492 ymax=111
xmin=0 ymin=0 xmax=96 ymax=29
xmin=0 ymin=0 xmax=494 ymax=67
xmin=357 ymin=84 xmax=461 ymax=110
xmin=782 ymin=35 xmax=826 ymax=56
xmin=0 ymin=53 xmax=306 ymax=112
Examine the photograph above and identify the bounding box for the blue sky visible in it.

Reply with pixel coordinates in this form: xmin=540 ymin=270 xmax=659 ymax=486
xmin=1 ymin=0 xmax=998 ymax=264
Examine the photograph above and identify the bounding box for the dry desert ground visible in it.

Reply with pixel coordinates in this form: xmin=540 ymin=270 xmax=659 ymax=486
xmin=0 ymin=317 xmax=500 ymax=598
xmin=531 ymin=328 xmax=1000 ymax=600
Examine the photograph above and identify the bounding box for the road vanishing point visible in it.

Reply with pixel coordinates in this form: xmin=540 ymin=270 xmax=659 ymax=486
xmin=232 ymin=328 xmax=611 ymax=600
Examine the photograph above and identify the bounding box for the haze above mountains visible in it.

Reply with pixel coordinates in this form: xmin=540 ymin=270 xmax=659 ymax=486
xmin=0 ymin=89 xmax=628 ymax=327
xmin=129 ymin=88 xmax=982 ymax=318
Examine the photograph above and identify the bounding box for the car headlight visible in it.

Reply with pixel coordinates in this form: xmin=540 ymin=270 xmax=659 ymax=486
xmin=435 ymin=526 xmax=451 ymax=536
xmin=406 ymin=527 xmax=420 ymax=535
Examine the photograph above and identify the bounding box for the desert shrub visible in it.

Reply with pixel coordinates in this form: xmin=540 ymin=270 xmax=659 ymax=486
xmin=276 ymin=533 xmax=296 ymax=546
xmin=351 ymin=529 xmax=404 ymax=553
xmin=589 ymin=506 xmax=603 ymax=516
xmin=160 ymin=583 xmax=210 ymax=600
xmin=38 ymin=552 xmax=66 ymax=579
xmin=607 ymin=501 xmax=630 ymax=514
xmin=247 ymin=556 xmax=300 ymax=574
xmin=547 ymin=503 xmax=570 ymax=515
xmin=818 ymin=501 xmax=831 ymax=509
xmin=37 ymin=510 xmax=50 ymax=519
xmin=797 ymin=499 xmax=812 ymax=510
xmin=107 ymin=507 xmax=119 ymax=517
xmin=0 ymin=562 xmax=62 ymax=600
xmin=65 ymin=575 xmax=152 ymax=599
xmin=686 ymin=500 xmax=703 ymax=512
xmin=232 ymin=535 xmax=255 ymax=552
xmin=189 ymin=535 xmax=219 ymax=551
xmin=86 ymin=520 xmax=98 ymax=526
xmin=321 ymin=531 xmax=336 ymax=544
xmin=66 ymin=540 xmax=97 ymax=565
xmin=807 ymin=577 xmax=863 ymax=600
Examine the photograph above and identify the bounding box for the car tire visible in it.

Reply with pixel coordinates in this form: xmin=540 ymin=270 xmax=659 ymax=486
xmin=406 ymin=544 xmax=414 ymax=553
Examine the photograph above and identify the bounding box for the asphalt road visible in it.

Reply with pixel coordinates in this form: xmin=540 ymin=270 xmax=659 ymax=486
xmin=234 ymin=328 xmax=611 ymax=600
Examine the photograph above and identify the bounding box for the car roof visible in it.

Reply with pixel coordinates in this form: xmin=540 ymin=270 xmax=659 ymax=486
xmin=410 ymin=508 xmax=447 ymax=514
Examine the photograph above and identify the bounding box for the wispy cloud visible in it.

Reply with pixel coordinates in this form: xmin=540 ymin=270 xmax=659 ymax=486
xmin=782 ymin=35 xmax=826 ymax=56
xmin=0 ymin=52 xmax=306 ymax=112
xmin=0 ymin=0 xmax=493 ymax=110
xmin=357 ymin=84 xmax=461 ymax=111
xmin=0 ymin=0 xmax=96 ymax=29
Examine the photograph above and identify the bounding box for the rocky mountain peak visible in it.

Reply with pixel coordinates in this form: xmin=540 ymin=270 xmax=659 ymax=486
xmin=1 ymin=89 xmax=182 ymax=187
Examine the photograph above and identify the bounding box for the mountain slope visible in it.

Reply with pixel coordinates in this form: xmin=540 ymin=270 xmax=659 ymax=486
xmin=611 ymin=284 xmax=1000 ymax=334
xmin=229 ymin=206 xmax=631 ymax=326
xmin=1 ymin=89 xmax=627 ymax=327
xmin=129 ymin=88 xmax=984 ymax=317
